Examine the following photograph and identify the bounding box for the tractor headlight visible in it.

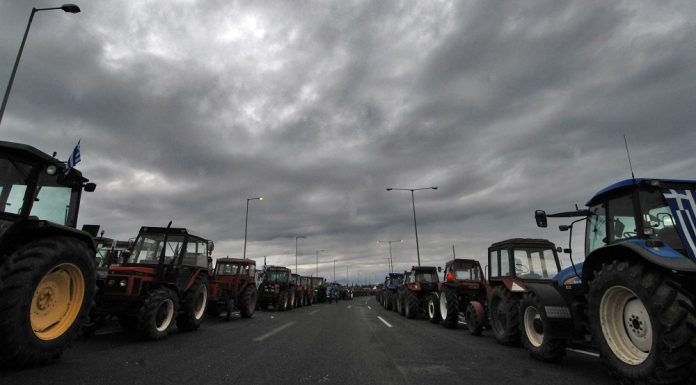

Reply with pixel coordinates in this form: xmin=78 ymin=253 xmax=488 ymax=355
xmin=119 ymin=279 xmax=127 ymax=287
xmin=107 ymin=279 xmax=116 ymax=287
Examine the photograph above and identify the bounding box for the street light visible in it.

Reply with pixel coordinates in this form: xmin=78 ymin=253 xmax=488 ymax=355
xmin=377 ymin=239 xmax=403 ymax=273
xmin=315 ymin=249 xmax=327 ymax=277
xmin=295 ymin=236 xmax=306 ymax=274
xmin=386 ymin=186 xmax=438 ymax=266
xmin=243 ymin=196 xmax=263 ymax=259
xmin=0 ymin=4 xmax=81 ymax=126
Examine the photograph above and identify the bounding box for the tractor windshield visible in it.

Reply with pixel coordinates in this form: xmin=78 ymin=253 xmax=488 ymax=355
xmin=512 ymin=248 xmax=560 ymax=279
xmin=216 ymin=263 xmax=240 ymax=275
xmin=415 ymin=271 xmax=438 ymax=283
xmin=454 ymin=266 xmax=481 ymax=280
xmin=642 ymin=190 xmax=686 ymax=253
xmin=130 ymin=234 xmax=185 ymax=265
xmin=0 ymin=156 xmax=75 ymax=225
xmin=387 ymin=276 xmax=403 ymax=285
xmin=311 ymin=278 xmax=323 ymax=286
xmin=266 ymin=270 xmax=289 ymax=282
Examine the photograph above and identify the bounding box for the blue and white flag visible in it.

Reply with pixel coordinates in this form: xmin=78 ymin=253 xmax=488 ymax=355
xmin=64 ymin=140 xmax=81 ymax=174
xmin=662 ymin=188 xmax=696 ymax=262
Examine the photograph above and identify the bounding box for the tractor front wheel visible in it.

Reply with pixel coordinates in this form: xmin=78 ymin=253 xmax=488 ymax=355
xmin=588 ymin=260 xmax=696 ymax=384
xmin=465 ymin=303 xmax=483 ymax=336
xmin=440 ymin=286 xmax=459 ymax=329
xmin=0 ymin=237 xmax=95 ymax=368
xmin=404 ymin=290 xmax=418 ymax=319
xmin=138 ymin=288 xmax=178 ymax=340
xmin=238 ymin=285 xmax=258 ymax=318
xmin=490 ymin=286 xmax=521 ymax=346
xmin=427 ymin=293 xmax=440 ymax=324
xmin=520 ymin=293 xmax=566 ymax=362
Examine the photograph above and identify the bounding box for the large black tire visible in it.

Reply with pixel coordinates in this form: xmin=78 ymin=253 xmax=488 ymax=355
xmin=465 ymin=303 xmax=483 ymax=336
xmin=427 ymin=293 xmax=440 ymax=324
xmin=0 ymin=237 xmax=96 ymax=368
xmin=138 ymin=288 xmax=178 ymax=340
xmin=287 ymin=291 xmax=295 ymax=311
xmin=278 ymin=291 xmax=288 ymax=311
xmin=489 ymin=286 xmax=521 ymax=346
xmin=390 ymin=292 xmax=398 ymax=312
xmin=224 ymin=295 xmax=233 ymax=322
xmin=520 ymin=293 xmax=566 ymax=362
xmin=588 ymin=259 xmax=696 ymax=385
xmin=238 ymin=285 xmax=258 ymax=319
xmin=397 ymin=292 xmax=405 ymax=316
xmin=177 ymin=276 xmax=208 ymax=331
xmin=404 ymin=290 xmax=419 ymax=319
xmin=440 ymin=286 xmax=459 ymax=329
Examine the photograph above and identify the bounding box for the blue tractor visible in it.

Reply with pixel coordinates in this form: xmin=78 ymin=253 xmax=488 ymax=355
xmin=532 ymin=178 xmax=696 ymax=384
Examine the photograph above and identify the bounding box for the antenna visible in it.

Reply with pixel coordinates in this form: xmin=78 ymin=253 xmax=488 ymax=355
xmin=623 ymin=134 xmax=635 ymax=182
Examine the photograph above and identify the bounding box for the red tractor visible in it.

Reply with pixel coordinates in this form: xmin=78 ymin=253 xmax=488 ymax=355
xmin=428 ymin=259 xmax=488 ymax=332
xmin=300 ymin=276 xmax=314 ymax=305
xmin=208 ymin=257 xmax=258 ymax=320
xmin=396 ymin=266 xmax=440 ymax=318
xmin=92 ymin=224 xmax=213 ymax=340
xmin=257 ymin=265 xmax=293 ymax=311
xmin=290 ymin=273 xmax=305 ymax=307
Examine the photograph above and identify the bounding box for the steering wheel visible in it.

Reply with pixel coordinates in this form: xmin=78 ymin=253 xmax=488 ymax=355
xmin=515 ymin=264 xmax=529 ymax=274
xmin=622 ymin=232 xmax=636 ymax=238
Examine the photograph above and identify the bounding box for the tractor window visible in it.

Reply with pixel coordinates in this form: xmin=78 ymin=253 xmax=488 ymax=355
xmin=131 ymin=234 xmax=185 ymax=265
xmin=455 ymin=266 xmax=480 ymax=280
xmin=4 ymin=185 xmax=26 ymax=215
xmin=415 ymin=271 xmax=438 ymax=283
xmin=489 ymin=251 xmax=499 ymax=278
xmin=640 ymin=190 xmax=685 ymax=251
xmin=30 ymin=186 xmax=72 ymax=225
xmin=500 ymin=249 xmax=510 ymax=276
xmin=513 ymin=248 xmax=559 ymax=279
xmin=586 ymin=203 xmax=608 ymax=254
xmin=607 ymin=195 xmax=638 ymax=243
xmin=0 ymin=157 xmax=32 ymax=215
xmin=216 ymin=263 xmax=239 ymax=275
xmin=182 ymin=240 xmax=209 ymax=267
xmin=267 ymin=270 xmax=289 ymax=282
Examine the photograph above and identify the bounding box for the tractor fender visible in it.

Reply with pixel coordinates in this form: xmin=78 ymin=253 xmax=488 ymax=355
xmin=582 ymin=241 xmax=696 ymax=283
xmin=467 ymin=300 xmax=485 ymax=323
xmin=523 ymin=283 xmax=574 ymax=340
xmin=499 ymin=278 xmax=528 ymax=293
xmin=0 ymin=219 xmax=96 ymax=255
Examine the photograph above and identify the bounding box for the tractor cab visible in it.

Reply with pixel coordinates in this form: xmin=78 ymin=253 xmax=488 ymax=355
xmin=384 ymin=273 xmax=404 ymax=290
xmin=443 ymin=259 xmax=485 ymax=289
xmin=487 ymin=239 xmax=561 ymax=293
xmin=213 ymin=257 xmax=256 ymax=288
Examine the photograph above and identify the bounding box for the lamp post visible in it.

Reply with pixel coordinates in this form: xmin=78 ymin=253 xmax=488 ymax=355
xmin=333 ymin=259 xmax=336 ymax=282
xmin=315 ymin=249 xmax=327 ymax=277
xmin=377 ymin=239 xmax=403 ymax=273
xmin=0 ymin=4 xmax=81 ymax=126
xmin=243 ymin=196 xmax=263 ymax=259
xmin=295 ymin=236 xmax=306 ymax=274
xmin=346 ymin=264 xmax=349 ymax=286
xmin=386 ymin=186 xmax=438 ymax=266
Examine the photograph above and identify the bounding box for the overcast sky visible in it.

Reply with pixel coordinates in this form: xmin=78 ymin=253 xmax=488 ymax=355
xmin=2 ymin=0 xmax=696 ymax=284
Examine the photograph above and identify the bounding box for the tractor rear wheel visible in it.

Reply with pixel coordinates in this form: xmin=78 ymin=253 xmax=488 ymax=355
xmin=0 ymin=237 xmax=95 ymax=368
xmin=520 ymin=293 xmax=566 ymax=362
xmin=427 ymin=294 xmax=440 ymax=323
xmin=404 ymin=290 xmax=418 ymax=319
xmin=440 ymin=286 xmax=459 ymax=329
xmin=588 ymin=259 xmax=696 ymax=385
xmin=490 ymin=286 xmax=521 ymax=346
xmin=278 ymin=292 xmax=288 ymax=311
xmin=465 ymin=303 xmax=483 ymax=336
xmin=177 ymin=276 xmax=208 ymax=331
xmin=138 ymin=288 xmax=178 ymax=340
xmin=287 ymin=291 xmax=295 ymax=310
xmin=238 ymin=285 xmax=258 ymax=318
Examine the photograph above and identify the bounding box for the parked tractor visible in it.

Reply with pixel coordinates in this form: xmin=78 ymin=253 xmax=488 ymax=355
xmin=257 ymin=266 xmax=293 ymax=311
xmin=91 ymin=224 xmax=212 ymax=340
xmin=396 ymin=266 xmax=440 ymax=319
xmin=311 ymin=277 xmax=327 ymax=303
xmin=300 ymin=276 xmax=314 ymax=305
xmin=0 ymin=141 xmax=97 ymax=367
xmin=531 ymin=178 xmax=696 ymax=384
xmin=381 ymin=273 xmax=403 ymax=311
xmin=291 ymin=273 xmax=306 ymax=307
xmin=428 ymin=259 xmax=487 ymax=331
xmin=208 ymin=257 xmax=258 ymax=320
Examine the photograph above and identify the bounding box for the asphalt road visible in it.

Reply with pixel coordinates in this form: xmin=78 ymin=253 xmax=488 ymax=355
xmin=1 ymin=297 xmax=615 ymax=385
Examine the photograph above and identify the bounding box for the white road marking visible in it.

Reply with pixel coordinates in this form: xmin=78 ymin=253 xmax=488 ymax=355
xmin=347 ymin=305 xmax=352 ymax=309
xmin=566 ymin=348 xmax=600 ymax=358
xmin=377 ymin=316 xmax=393 ymax=328
xmin=367 ymin=306 xmax=372 ymax=310
xmin=253 ymin=321 xmax=296 ymax=342
xmin=309 ymin=309 xmax=320 ymax=315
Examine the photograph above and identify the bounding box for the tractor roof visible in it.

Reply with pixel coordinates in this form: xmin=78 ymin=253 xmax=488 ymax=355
xmin=446 ymin=259 xmax=481 ymax=268
xmin=411 ymin=266 xmax=437 ymax=272
xmin=265 ymin=265 xmax=290 ymax=271
xmin=0 ymin=140 xmax=89 ymax=183
xmin=489 ymin=238 xmax=555 ymax=250
xmin=387 ymin=272 xmax=404 ymax=278
xmin=586 ymin=178 xmax=696 ymax=206
xmin=216 ymin=257 xmax=255 ymax=265
xmin=138 ymin=226 xmax=209 ymax=241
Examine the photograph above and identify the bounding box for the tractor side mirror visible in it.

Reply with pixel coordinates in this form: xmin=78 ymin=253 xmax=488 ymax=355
xmin=564 ymin=248 xmax=572 ymax=254
xmin=556 ymin=246 xmax=563 ymax=253
xmin=535 ymin=210 xmax=547 ymax=228
xmin=438 ymin=266 xmax=442 ymax=272
xmin=209 ymin=241 xmax=215 ymax=254
xmin=559 ymin=225 xmax=570 ymax=231
xmin=83 ymin=182 xmax=96 ymax=192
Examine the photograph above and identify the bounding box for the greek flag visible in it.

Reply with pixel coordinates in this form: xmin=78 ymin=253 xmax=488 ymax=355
xmin=64 ymin=140 xmax=81 ymax=174
xmin=662 ymin=189 xmax=696 ymax=262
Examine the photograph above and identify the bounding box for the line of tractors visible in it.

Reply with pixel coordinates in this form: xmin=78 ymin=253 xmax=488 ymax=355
xmin=0 ymin=141 xmax=349 ymax=368
xmin=376 ymin=179 xmax=696 ymax=385
xmin=2 ymin=141 xmax=696 ymax=384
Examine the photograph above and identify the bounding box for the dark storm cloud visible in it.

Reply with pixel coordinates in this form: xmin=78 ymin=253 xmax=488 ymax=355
xmin=2 ymin=0 xmax=695 ymax=282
